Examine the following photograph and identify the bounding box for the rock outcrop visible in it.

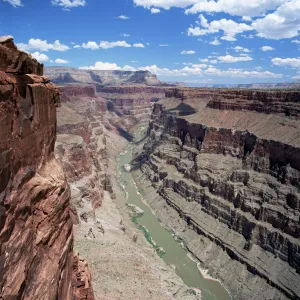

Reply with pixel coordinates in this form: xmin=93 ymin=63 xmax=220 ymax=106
xmin=136 ymin=87 xmax=300 ymax=300
xmin=0 ymin=36 xmax=94 ymax=300
xmin=45 ymin=67 xmax=163 ymax=86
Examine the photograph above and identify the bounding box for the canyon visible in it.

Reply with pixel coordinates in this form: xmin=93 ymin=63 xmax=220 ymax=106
xmin=1 ymin=36 xmax=300 ymax=300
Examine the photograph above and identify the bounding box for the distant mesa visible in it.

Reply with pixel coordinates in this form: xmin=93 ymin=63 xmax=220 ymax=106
xmin=45 ymin=66 xmax=165 ymax=87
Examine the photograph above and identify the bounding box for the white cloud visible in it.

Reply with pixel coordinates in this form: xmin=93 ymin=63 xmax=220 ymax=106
xmin=293 ymin=75 xmax=300 ymax=79
xmin=252 ymin=0 xmax=300 ymax=39
xmin=80 ymin=60 xmax=281 ymax=79
xmin=217 ymin=54 xmax=253 ymax=63
xmin=121 ymin=33 xmax=130 ymax=37
xmin=31 ymin=52 xmax=49 ymax=62
xmin=80 ymin=60 xmax=205 ymax=76
xmin=188 ymin=14 xmax=252 ymax=41
xmin=51 ymin=0 xmax=86 ymax=9
xmin=199 ymin=58 xmax=209 ymax=63
xmin=16 ymin=38 xmax=70 ymax=52
xmin=204 ymin=67 xmax=282 ymax=78
xmin=131 ymin=60 xmax=138 ymax=63
xmin=82 ymin=41 xmax=99 ymax=50
xmin=117 ymin=15 xmax=130 ymax=19
xmin=3 ymin=0 xmax=22 ymax=7
xmin=150 ymin=7 xmax=161 ymax=13
xmin=55 ymin=58 xmax=69 ymax=64
xmin=255 ymin=66 xmax=263 ymax=71
xmin=242 ymin=16 xmax=252 ymax=22
xmin=185 ymin=0 xmax=285 ymax=17
xmin=74 ymin=45 xmax=81 ymax=48
xmin=181 ymin=50 xmax=196 ymax=55
xmin=292 ymin=40 xmax=300 ymax=44
xmin=159 ymin=44 xmax=169 ymax=46
xmin=272 ymin=57 xmax=300 ymax=68
xmin=133 ymin=43 xmax=145 ymax=48
xmin=133 ymin=0 xmax=198 ymax=10
xmin=261 ymin=46 xmax=275 ymax=51
xmin=209 ymin=38 xmax=221 ymax=45
xmin=233 ymin=46 xmax=250 ymax=52
xmin=99 ymin=41 xmax=131 ymax=49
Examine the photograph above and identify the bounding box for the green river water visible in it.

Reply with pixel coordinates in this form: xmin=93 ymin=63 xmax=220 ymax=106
xmin=117 ymin=127 xmax=231 ymax=300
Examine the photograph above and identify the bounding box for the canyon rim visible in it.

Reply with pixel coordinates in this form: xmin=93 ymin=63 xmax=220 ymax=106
xmin=1 ymin=1 xmax=300 ymax=299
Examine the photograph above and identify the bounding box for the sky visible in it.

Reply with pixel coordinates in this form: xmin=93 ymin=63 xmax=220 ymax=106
xmin=1 ymin=0 xmax=300 ymax=84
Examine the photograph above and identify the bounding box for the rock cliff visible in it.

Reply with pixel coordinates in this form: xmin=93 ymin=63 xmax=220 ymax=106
xmin=45 ymin=67 xmax=163 ymax=86
xmin=55 ymin=83 xmax=201 ymax=300
xmin=135 ymin=87 xmax=300 ymax=300
xmin=0 ymin=36 xmax=94 ymax=300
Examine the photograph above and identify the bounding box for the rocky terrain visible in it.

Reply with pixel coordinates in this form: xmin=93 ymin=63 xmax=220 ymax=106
xmin=0 ymin=36 xmax=94 ymax=299
xmin=45 ymin=66 xmax=163 ymax=86
xmin=133 ymin=87 xmax=300 ymax=300
xmin=2 ymin=35 xmax=300 ymax=300
xmin=54 ymin=84 xmax=201 ymax=300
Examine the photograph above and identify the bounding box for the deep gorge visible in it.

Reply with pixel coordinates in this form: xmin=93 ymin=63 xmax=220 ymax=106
xmin=1 ymin=36 xmax=300 ymax=300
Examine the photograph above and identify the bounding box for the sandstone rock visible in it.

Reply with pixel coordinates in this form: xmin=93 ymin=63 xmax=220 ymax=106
xmin=139 ymin=92 xmax=300 ymax=300
xmin=0 ymin=36 xmax=94 ymax=300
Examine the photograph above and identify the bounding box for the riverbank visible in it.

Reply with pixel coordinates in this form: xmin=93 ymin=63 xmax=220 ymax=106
xmin=74 ymin=124 xmax=202 ymax=300
xmin=122 ymin=126 xmax=231 ymax=300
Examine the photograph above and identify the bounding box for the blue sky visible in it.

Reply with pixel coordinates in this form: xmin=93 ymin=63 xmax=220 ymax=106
xmin=1 ymin=0 xmax=300 ymax=84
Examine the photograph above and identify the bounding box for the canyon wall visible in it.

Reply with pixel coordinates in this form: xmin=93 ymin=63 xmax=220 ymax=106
xmin=45 ymin=67 xmax=163 ymax=86
xmin=55 ymin=85 xmax=201 ymax=300
xmin=0 ymin=36 xmax=94 ymax=300
xmin=137 ymin=88 xmax=300 ymax=300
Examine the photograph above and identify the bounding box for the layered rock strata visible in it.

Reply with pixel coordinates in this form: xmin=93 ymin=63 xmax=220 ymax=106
xmin=55 ymin=84 xmax=202 ymax=300
xmin=45 ymin=67 xmax=162 ymax=86
xmin=0 ymin=36 xmax=94 ymax=300
xmin=136 ymin=88 xmax=300 ymax=300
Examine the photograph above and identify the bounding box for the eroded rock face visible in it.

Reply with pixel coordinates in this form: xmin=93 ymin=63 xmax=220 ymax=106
xmin=138 ymin=89 xmax=300 ymax=300
xmin=0 ymin=36 xmax=94 ymax=300
xmin=45 ymin=66 xmax=162 ymax=86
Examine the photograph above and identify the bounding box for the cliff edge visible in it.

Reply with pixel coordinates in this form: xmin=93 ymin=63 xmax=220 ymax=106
xmin=0 ymin=36 xmax=94 ymax=300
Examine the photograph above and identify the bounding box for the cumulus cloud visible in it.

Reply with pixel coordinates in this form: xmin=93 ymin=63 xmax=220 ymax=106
xmin=209 ymin=38 xmax=221 ymax=45
xmin=16 ymin=38 xmax=70 ymax=52
xmin=80 ymin=60 xmax=282 ymax=79
xmin=242 ymin=16 xmax=252 ymax=22
xmin=121 ymin=33 xmax=130 ymax=37
xmin=204 ymin=67 xmax=282 ymax=78
xmin=133 ymin=0 xmax=198 ymax=10
xmin=150 ymin=7 xmax=161 ymax=13
xmin=99 ymin=41 xmax=131 ymax=49
xmin=233 ymin=46 xmax=250 ymax=52
xmin=159 ymin=44 xmax=169 ymax=46
xmin=117 ymin=15 xmax=130 ymax=19
xmin=51 ymin=0 xmax=86 ymax=9
xmin=74 ymin=45 xmax=81 ymax=48
xmin=81 ymin=41 xmax=99 ymax=50
xmin=133 ymin=43 xmax=145 ymax=48
xmin=181 ymin=50 xmax=196 ymax=55
xmin=272 ymin=57 xmax=300 ymax=68
xmin=185 ymin=0 xmax=285 ymax=17
xmin=3 ymin=0 xmax=22 ymax=7
xmin=31 ymin=52 xmax=49 ymax=62
xmin=252 ymin=0 xmax=300 ymax=39
xmin=188 ymin=14 xmax=252 ymax=41
xmin=55 ymin=58 xmax=69 ymax=64
xmin=217 ymin=55 xmax=253 ymax=63
xmin=292 ymin=40 xmax=300 ymax=44
xmin=261 ymin=46 xmax=275 ymax=51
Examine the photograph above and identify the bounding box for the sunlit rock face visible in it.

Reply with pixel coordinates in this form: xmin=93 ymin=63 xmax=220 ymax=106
xmin=138 ymin=87 xmax=300 ymax=300
xmin=0 ymin=36 xmax=94 ymax=300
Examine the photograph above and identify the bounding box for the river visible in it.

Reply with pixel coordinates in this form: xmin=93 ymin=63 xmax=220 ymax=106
xmin=117 ymin=126 xmax=231 ymax=300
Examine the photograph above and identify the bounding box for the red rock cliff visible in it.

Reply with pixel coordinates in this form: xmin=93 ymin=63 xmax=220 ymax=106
xmin=0 ymin=36 xmax=94 ymax=300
